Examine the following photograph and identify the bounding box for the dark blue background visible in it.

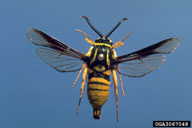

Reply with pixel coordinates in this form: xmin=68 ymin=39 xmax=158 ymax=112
xmin=1 ymin=0 xmax=191 ymax=127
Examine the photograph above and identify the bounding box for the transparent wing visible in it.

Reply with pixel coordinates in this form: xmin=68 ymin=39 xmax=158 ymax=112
xmin=115 ymin=38 xmax=180 ymax=77
xmin=26 ymin=28 xmax=86 ymax=72
xmin=116 ymin=55 xmax=166 ymax=77
xmin=26 ymin=28 xmax=86 ymax=60
xmin=37 ymin=48 xmax=83 ymax=72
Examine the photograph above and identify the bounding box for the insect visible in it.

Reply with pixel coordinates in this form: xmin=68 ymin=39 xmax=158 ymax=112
xmin=26 ymin=16 xmax=180 ymax=122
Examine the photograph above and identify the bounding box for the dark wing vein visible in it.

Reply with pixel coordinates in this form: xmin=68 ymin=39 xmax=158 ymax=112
xmin=36 ymin=48 xmax=83 ymax=72
xmin=115 ymin=38 xmax=180 ymax=77
xmin=27 ymin=28 xmax=85 ymax=72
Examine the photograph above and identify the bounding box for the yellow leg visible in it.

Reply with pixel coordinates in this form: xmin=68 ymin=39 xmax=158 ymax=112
xmin=112 ymin=49 xmax=125 ymax=96
xmin=117 ymin=69 xmax=125 ymax=96
xmin=75 ymin=29 xmax=95 ymax=45
xmin=112 ymin=41 xmax=124 ymax=49
xmin=112 ymin=31 xmax=133 ymax=48
xmin=120 ymin=31 xmax=133 ymax=42
xmin=112 ymin=70 xmax=119 ymax=122
xmin=72 ymin=64 xmax=86 ymax=88
xmin=76 ymin=67 xmax=88 ymax=116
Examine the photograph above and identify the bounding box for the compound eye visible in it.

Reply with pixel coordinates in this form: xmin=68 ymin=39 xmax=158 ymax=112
xmin=98 ymin=53 xmax=104 ymax=61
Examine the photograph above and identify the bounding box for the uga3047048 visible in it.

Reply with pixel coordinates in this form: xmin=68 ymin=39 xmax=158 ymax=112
xmin=26 ymin=16 xmax=180 ymax=122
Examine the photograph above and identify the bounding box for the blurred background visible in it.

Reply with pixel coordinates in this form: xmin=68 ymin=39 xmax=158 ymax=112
xmin=0 ymin=0 xmax=191 ymax=127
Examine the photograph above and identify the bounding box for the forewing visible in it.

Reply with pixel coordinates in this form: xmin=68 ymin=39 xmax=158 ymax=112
xmin=26 ymin=28 xmax=86 ymax=72
xmin=26 ymin=28 xmax=86 ymax=59
xmin=115 ymin=38 xmax=180 ymax=77
xmin=36 ymin=48 xmax=83 ymax=72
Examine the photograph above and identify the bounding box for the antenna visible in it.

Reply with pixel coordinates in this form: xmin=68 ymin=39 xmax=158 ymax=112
xmin=81 ymin=16 xmax=103 ymax=38
xmin=105 ymin=18 xmax=128 ymax=38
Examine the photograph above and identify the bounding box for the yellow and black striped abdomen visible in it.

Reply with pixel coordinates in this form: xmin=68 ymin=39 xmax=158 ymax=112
xmin=87 ymin=69 xmax=111 ymax=119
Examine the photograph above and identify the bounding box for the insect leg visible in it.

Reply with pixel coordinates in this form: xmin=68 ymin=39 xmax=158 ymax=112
xmin=75 ymin=29 xmax=95 ymax=45
xmin=72 ymin=63 xmax=86 ymax=88
xmin=76 ymin=67 xmax=88 ymax=116
xmin=112 ymin=41 xmax=124 ymax=49
xmin=112 ymin=31 xmax=133 ymax=48
xmin=112 ymin=70 xmax=119 ymax=122
xmin=117 ymin=68 xmax=125 ymax=96
xmin=112 ymin=49 xmax=125 ymax=96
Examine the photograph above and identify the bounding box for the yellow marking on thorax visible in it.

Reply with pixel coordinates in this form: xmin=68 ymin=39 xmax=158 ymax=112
xmin=86 ymin=46 xmax=93 ymax=57
xmin=94 ymin=43 xmax=112 ymax=48
xmin=93 ymin=66 xmax=106 ymax=72
xmin=88 ymin=77 xmax=110 ymax=85
xmin=112 ymin=49 xmax=118 ymax=58
xmin=88 ymin=68 xmax=94 ymax=74
xmin=90 ymin=48 xmax=98 ymax=64
xmin=106 ymin=49 xmax=110 ymax=67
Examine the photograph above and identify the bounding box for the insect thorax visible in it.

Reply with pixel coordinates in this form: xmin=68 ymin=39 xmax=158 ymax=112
xmin=86 ymin=44 xmax=114 ymax=72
